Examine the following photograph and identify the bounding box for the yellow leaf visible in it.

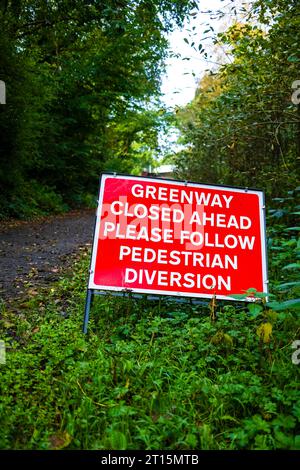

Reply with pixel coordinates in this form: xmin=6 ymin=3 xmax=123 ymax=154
xmin=256 ymin=322 xmax=272 ymax=343
xmin=223 ymin=333 xmax=233 ymax=347
xmin=49 ymin=431 xmax=72 ymax=450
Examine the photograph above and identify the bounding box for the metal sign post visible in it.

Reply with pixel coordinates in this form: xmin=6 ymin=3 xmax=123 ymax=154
xmin=83 ymin=288 xmax=93 ymax=334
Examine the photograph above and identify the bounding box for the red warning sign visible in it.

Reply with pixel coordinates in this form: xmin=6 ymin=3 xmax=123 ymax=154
xmin=88 ymin=174 xmax=268 ymax=300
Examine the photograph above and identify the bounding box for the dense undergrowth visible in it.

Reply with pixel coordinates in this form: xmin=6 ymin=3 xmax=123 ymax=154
xmin=0 ymin=190 xmax=299 ymax=450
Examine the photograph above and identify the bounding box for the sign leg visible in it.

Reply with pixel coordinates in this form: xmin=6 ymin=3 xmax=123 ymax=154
xmin=83 ymin=289 xmax=93 ymax=334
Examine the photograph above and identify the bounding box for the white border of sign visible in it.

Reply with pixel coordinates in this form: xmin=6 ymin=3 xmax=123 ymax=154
xmin=87 ymin=173 xmax=268 ymax=301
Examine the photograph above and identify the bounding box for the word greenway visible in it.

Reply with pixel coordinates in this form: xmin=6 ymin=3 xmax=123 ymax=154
xmin=131 ymin=183 xmax=234 ymax=207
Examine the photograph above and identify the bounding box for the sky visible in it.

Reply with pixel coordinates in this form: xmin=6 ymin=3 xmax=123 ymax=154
xmin=161 ymin=0 xmax=235 ymax=109
xmin=157 ymin=0 xmax=230 ymax=159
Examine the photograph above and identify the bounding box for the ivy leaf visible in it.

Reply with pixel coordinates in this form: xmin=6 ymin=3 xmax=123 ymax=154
xmin=248 ymin=303 xmax=263 ymax=318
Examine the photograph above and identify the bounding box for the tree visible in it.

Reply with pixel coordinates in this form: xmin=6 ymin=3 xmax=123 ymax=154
xmin=0 ymin=0 xmax=196 ymax=217
xmin=175 ymin=1 xmax=300 ymax=197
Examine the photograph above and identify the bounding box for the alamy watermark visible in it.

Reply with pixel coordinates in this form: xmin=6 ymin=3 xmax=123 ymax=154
xmin=291 ymin=80 xmax=300 ymax=105
xmin=291 ymin=340 xmax=300 ymax=365
xmin=0 ymin=340 xmax=6 ymax=365
xmin=0 ymin=80 xmax=5 ymax=104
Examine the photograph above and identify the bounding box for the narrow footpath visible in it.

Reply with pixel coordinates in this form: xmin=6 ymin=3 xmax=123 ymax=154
xmin=0 ymin=209 xmax=95 ymax=300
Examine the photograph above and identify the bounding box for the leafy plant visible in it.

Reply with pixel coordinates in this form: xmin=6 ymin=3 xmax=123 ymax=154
xmin=0 ymin=241 xmax=299 ymax=450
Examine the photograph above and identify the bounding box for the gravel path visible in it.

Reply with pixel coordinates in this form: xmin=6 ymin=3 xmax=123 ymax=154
xmin=0 ymin=209 xmax=95 ymax=300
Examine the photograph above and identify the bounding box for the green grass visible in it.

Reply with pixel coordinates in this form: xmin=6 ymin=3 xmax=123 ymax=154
xmin=0 ymin=251 xmax=299 ymax=450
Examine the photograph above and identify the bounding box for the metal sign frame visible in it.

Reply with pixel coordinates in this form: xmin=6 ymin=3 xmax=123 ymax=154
xmin=83 ymin=172 xmax=268 ymax=333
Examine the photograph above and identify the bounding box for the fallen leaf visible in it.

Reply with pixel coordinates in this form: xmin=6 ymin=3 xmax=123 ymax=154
xmin=257 ymin=322 xmax=272 ymax=343
xmin=49 ymin=431 xmax=72 ymax=450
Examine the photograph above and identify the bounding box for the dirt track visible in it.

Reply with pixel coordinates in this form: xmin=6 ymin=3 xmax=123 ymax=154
xmin=0 ymin=210 xmax=95 ymax=300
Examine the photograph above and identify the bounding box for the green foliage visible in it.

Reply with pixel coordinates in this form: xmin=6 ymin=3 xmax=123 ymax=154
xmin=1 ymin=0 xmax=299 ymax=451
xmin=1 ymin=180 xmax=69 ymax=219
xmin=0 ymin=0 xmax=195 ymax=218
xmin=0 ymin=220 xmax=299 ymax=449
xmin=174 ymin=1 xmax=300 ymax=198
xmin=267 ymin=187 xmax=300 ymax=301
